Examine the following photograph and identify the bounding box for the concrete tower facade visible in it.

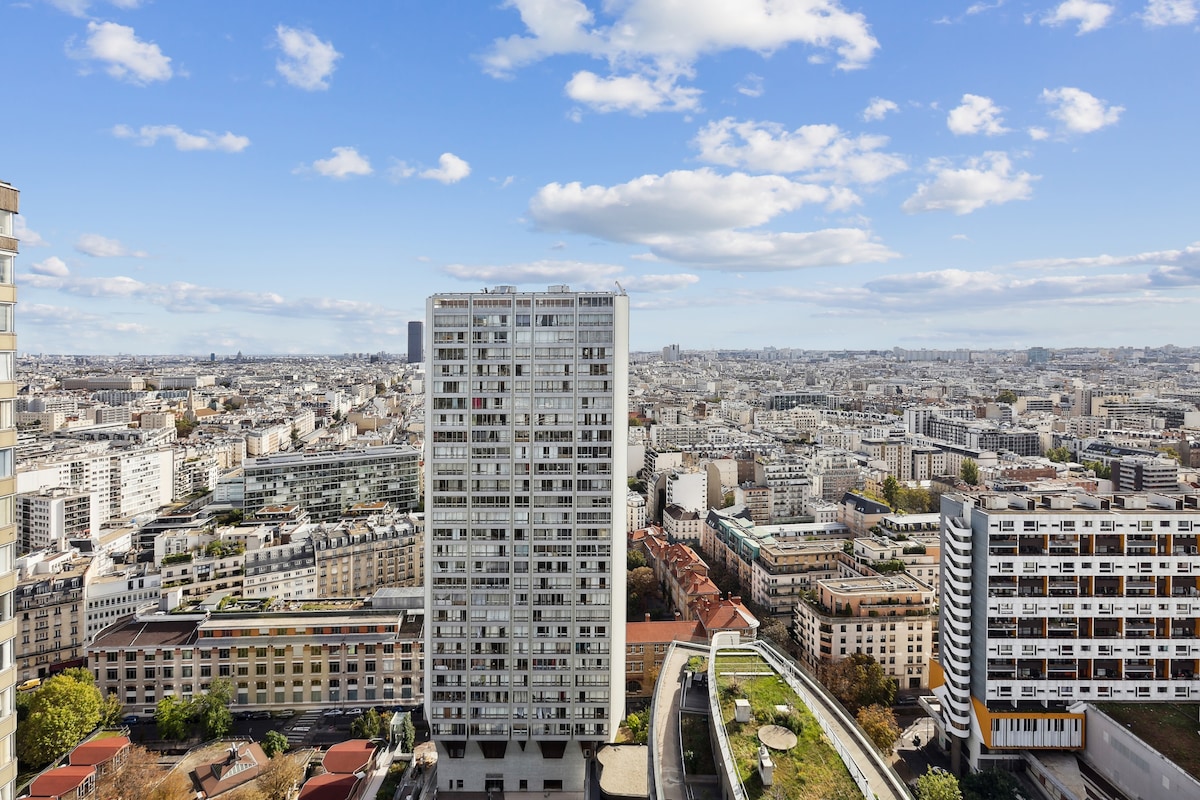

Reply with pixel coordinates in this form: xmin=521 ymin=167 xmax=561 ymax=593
xmin=0 ymin=181 xmax=21 ymax=800
xmin=425 ymin=285 xmax=628 ymax=796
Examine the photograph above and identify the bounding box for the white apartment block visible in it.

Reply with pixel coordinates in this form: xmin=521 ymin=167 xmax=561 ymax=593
xmin=425 ymin=287 xmax=628 ymax=796
xmin=665 ymin=468 xmax=707 ymax=513
xmin=935 ymin=492 xmax=1200 ymax=774
xmin=17 ymin=445 xmax=174 ymax=525
xmin=16 ymin=488 xmax=96 ymax=553
xmin=84 ymin=568 xmax=161 ymax=644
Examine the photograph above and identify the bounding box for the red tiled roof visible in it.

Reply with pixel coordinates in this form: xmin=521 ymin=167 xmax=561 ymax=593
xmin=29 ymin=766 xmax=95 ymax=797
xmin=70 ymin=737 xmax=130 ymax=766
xmin=298 ymin=773 xmax=360 ymax=800
xmin=322 ymin=739 xmax=376 ymax=774
xmin=626 ymin=619 xmax=704 ymax=645
xmin=695 ymin=598 xmax=759 ymax=632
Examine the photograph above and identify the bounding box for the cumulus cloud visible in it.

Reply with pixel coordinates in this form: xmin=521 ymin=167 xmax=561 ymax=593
xmin=1012 ymin=242 xmax=1200 ymax=272
xmin=74 ymin=21 xmax=172 ymax=84
xmin=1041 ymin=87 xmax=1124 ymax=134
xmin=564 ymin=70 xmax=701 ymax=114
xmin=1142 ymin=0 xmax=1198 ymax=25
xmin=440 ymin=260 xmax=698 ymax=293
xmin=693 ymin=118 xmax=907 ymax=184
xmin=275 ymin=25 xmax=341 ymax=90
xmin=530 ymin=168 xmax=895 ymax=270
xmin=482 ymin=0 xmax=879 ymax=114
xmin=29 ymin=257 xmax=70 ymax=277
xmin=112 ymin=124 xmax=250 ymax=152
xmin=45 ymin=0 xmax=144 ymax=15
xmin=14 ymin=217 xmax=48 ymax=247
xmin=20 ymin=268 xmax=403 ymax=321
xmin=1028 ymin=126 xmax=1050 ymax=141
xmin=299 ymin=147 xmax=373 ymax=179
xmin=946 ymin=94 xmax=1009 ymax=136
xmin=419 ymin=153 xmax=472 ymax=184
xmin=902 ymin=152 xmax=1037 ymax=215
xmin=1041 ymin=0 xmax=1114 ymax=33
xmin=75 ymin=233 xmax=148 ymax=258
xmin=862 ymin=97 xmax=898 ymax=121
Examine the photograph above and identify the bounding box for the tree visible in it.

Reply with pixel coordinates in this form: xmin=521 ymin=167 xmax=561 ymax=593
xmin=758 ymin=617 xmax=791 ymax=649
xmin=856 ymin=704 xmax=901 ymax=754
xmin=882 ymin=476 xmax=900 ymax=509
xmin=996 ymin=390 xmax=1018 ymax=405
xmin=195 ymin=678 xmax=234 ymax=739
xmin=896 ymin=486 xmax=934 ymax=513
xmin=175 ymin=418 xmax=197 ymax=439
xmin=623 ymin=711 xmax=650 ymax=744
xmin=1046 ymin=446 xmax=1071 ymax=463
xmin=960 ymin=458 xmax=979 ymax=486
xmin=398 ymin=711 xmax=415 ymax=753
xmin=255 ymin=753 xmax=305 ymax=800
xmin=627 ymin=566 xmax=662 ymax=618
xmin=1084 ymin=460 xmax=1111 ymax=480
xmin=916 ymin=767 xmax=963 ymax=800
xmin=261 ymin=730 xmax=289 ymax=758
xmin=350 ymin=709 xmax=382 ymax=739
xmin=97 ymin=745 xmax=163 ymax=800
xmin=818 ymin=653 xmax=896 ymax=712
xmin=960 ymin=770 xmax=1021 ymax=800
xmin=627 ymin=549 xmax=647 ymax=571
xmin=17 ymin=672 xmax=103 ymax=768
xmin=99 ymin=692 xmax=123 ymax=728
xmin=155 ymin=696 xmax=193 ymax=741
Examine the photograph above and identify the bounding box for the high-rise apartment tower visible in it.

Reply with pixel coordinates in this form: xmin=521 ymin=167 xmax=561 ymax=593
xmin=407 ymin=320 xmax=424 ymax=364
xmin=425 ymin=285 xmax=628 ymax=795
xmin=0 ymin=181 xmax=21 ymax=800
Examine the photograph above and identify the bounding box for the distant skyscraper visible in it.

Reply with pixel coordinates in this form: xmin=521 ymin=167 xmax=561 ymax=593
xmin=426 ymin=285 xmax=628 ymax=795
xmin=0 ymin=182 xmax=20 ymax=799
xmin=407 ymin=320 xmax=424 ymax=364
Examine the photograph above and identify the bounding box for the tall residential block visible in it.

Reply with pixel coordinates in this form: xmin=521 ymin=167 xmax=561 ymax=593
xmin=407 ymin=320 xmax=424 ymax=364
xmin=425 ymin=285 xmax=628 ymax=796
xmin=0 ymin=181 xmax=21 ymax=800
xmin=934 ymin=492 xmax=1200 ymax=774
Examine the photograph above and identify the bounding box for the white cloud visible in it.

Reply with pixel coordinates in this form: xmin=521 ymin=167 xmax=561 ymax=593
xmin=76 ymin=21 xmax=172 ymax=84
xmin=902 ymin=152 xmax=1037 ymax=215
xmin=443 ymin=260 xmax=624 ymax=284
xmin=862 ymin=97 xmax=898 ymax=121
xmin=14 ymin=217 xmax=48 ymax=247
xmin=736 ymin=73 xmax=764 ymax=98
xmin=44 ymin=0 xmax=144 ymax=17
xmin=564 ymin=70 xmax=701 ymax=114
xmin=1041 ymin=87 xmax=1124 ymax=134
xmin=29 ymin=257 xmax=70 ymax=277
xmin=530 ymin=168 xmax=895 ymax=270
xmin=620 ymin=273 xmax=701 ymax=292
xmin=1041 ymin=0 xmax=1114 ymax=33
xmin=301 ymin=147 xmax=373 ymax=179
xmin=386 ymin=159 xmax=416 ymax=183
xmin=275 ymin=25 xmax=341 ymax=91
xmin=419 ymin=153 xmax=471 ymax=184
xmin=112 ymin=124 xmax=250 ymax=152
xmin=75 ymin=233 xmax=148 ymax=257
xmin=1028 ymin=126 xmax=1050 ymax=140
xmin=1012 ymin=242 xmax=1200 ymax=272
xmin=967 ymin=0 xmax=1006 ymax=13
xmin=1142 ymin=0 xmax=1198 ymax=25
xmin=692 ymin=118 xmax=906 ymax=183
xmin=483 ymin=0 xmax=879 ymax=115
xmin=946 ymin=94 xmax=1009 ymax=136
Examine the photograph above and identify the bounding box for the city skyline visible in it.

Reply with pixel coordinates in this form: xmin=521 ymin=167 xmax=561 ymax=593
xmin=5 ymin=1 xmax=1200 ymax=354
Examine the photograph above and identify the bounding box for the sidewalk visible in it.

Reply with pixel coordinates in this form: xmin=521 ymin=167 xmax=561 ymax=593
xmin=358 ymin=747 xmax=397 ymax=800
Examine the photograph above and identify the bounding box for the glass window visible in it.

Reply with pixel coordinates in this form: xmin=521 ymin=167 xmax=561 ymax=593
xmin=0 ymin=255 xmax=11 ymax=285
xmin=0 ymin=211 xmax=11 ymax=237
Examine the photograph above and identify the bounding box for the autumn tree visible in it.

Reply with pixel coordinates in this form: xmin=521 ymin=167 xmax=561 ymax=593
xmin=757 ymin=617 xmax=792 ymax=650
xmin=627 ymin=549 xmax=647 ymax=571
xmin=818 ymin=652 xmax=896 ymax=712
xmin=960 ymin=458 xmax=979 ymax=486
xmin=856 ymin=704 xmax=901 ymax=754
xmin=256 ymin=752 xmax=305 ymax=800
xmin=97 ymin=745 xmax=164 ymax=800
xmin=916 ymin=767 xmax=963 ymax=800
xmin=17 ymin=671 xmax=103 ymax=768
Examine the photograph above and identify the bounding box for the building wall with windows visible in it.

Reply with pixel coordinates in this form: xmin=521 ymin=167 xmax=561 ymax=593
xmin=425 ymin=287 xmax=628 ymax=795
xmin=934 ymin=491 xmax=1200 ymax=773
xmin=89 ymin=606 xmax=424 ymax=715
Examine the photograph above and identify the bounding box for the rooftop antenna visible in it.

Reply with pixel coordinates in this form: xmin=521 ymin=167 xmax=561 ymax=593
xmin=614 ymin=280 xmax=626 ymax=295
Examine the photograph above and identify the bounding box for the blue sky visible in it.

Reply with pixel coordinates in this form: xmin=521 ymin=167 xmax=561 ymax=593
xmin=4 ymin=0 xmax=1199 ymax=355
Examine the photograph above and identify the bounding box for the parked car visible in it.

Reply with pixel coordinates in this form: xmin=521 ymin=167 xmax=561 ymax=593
xmin=251 ymin=710 xmax=272 ymax=719
xmin=346 ymin=707 xmax=364 ymax=717
xmin=122 ymin=714 xmax=141 ymax=725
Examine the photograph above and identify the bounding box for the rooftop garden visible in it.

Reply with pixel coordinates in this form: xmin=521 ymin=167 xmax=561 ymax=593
xmin=1095 ymin=703 xmax=1200 ymax=781
xmin=714 ymin=651 xmax=861 ymax=800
